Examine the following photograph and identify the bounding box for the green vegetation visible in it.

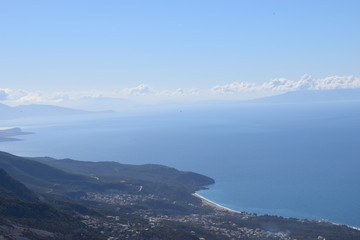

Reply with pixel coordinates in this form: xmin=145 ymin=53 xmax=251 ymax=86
xmin=32 ymin=157 xmax=215 ymax=191
xmin=0 ymin=168 xmax=38 ymax=201
xmin=1 ymin=151 xmax=360 ymax=240
xmin=0 ymin=168 xmax=104 ymax=239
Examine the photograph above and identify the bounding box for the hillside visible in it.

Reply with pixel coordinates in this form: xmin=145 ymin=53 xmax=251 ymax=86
xmin=0 ymin=151 xmax=93 ymax=192
xmin=0 ymin=151 xmax=213 ymax=205
xmin=32 ymin=157 xmax=215 ymax=189
xmin=0 ymin=168 xmax=104 ymax=240
xmin=0 ymin=168 xmax=38 ymax=201
xmin=1 ymin=151 xmax=360 ymax=240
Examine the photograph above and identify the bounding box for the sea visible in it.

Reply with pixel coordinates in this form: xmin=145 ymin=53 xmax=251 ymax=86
xmin=1 ymin=101 xmax=360 ymax=227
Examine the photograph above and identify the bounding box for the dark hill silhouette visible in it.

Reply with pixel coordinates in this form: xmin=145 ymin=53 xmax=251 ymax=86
xmin=32 ymin=157 xmax=215 ymax=188
xmin=0 ymin=151 xmax=91 ymax=192
xmin=0 ymin=151 xmax=214 ymax=199
xmin=0 ymin=168 xmax=38 ymax=202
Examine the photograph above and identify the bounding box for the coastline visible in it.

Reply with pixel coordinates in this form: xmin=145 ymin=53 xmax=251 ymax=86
xmin=0 ymin=127 xmax=33 ymax=142
xmin=350 ymin=226 xmax=360 ymax=231
xmin=193 ymin=193 xmax=243 ymax=214
xmin=194 ymin=193 xmax=360 ymax=232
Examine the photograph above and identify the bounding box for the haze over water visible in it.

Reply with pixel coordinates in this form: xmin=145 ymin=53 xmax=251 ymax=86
xmin=1 ymin=100 xmax=359 ymax=227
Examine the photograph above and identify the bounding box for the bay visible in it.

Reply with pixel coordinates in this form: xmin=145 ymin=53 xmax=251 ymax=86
xmin=1 ymin=102 xmax=359 ymax=227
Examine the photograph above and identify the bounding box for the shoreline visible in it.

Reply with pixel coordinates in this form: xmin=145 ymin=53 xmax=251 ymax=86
xmin=350 ymin=226 xmax=360 ymax=231
xmin=193 ymin=193 xmax=243 ymax=214
xmin=194 ymin=192 xmax=360 ymax=231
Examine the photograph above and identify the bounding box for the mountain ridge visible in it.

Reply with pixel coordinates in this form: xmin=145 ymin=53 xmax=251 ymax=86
xmin=0 ymin=103 xmax=89 ymax=120
xmin=32 ymin=156 xmax=215 ymax=188
xmin=247 ymin=88 xmax=360 ymax=104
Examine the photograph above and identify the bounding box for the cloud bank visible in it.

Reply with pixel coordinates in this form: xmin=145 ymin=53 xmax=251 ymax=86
xmin=211 ymin=75 xmax=360 ymax=94
xmin=1 ymin=75 xmax=360 ymax=106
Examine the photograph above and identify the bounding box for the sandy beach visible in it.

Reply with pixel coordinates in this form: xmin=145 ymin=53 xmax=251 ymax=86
xmin=193 ymin=193 xmax=243 ymax=214
xmin=193 ymin=193 xmax=360 ymax=232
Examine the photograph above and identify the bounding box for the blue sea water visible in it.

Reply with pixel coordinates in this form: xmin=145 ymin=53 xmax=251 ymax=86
xmin=1 ymin=102 xmax=360 ymax=227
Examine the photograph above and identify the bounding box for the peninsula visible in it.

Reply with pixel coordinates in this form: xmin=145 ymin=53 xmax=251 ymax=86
xmin=0 ymin=127 xmax=33 ymax=142
xmin=0 ymin=151 xmax=359 ymax=240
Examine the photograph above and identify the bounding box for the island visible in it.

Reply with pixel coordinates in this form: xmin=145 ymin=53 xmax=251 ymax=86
xmin=0 ymin=128 xmax=33 ymax=142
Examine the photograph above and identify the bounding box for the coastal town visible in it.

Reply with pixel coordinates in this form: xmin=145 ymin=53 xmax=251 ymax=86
xmin=79 ymin=191 xmax=307 ymax=240
xmin=1 ymin=151 xmax=359 ymax=240
xmin=80 ymin=210 xmax=295 ymax=240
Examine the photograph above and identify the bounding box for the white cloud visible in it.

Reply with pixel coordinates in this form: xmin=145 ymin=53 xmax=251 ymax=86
xmin=0 ymin=88 xmax=29 ymax=102
xmin=261 ymin=78 xmax=300 ymax=91
xmin=158 ymin=88 xmax=184 ymax=96
xmin=0 ymin=88 xmax=119 ymax=106
xmin=1 ymin=75 xmax=359 ymax=107
xmin=0 ymin=89 xmax=10 ymax=100
xmin=122 ymin=85 xmax=201 ymax=98
xmin=16 ymin=92 xmax=45 ymax=104
xmin=123 ymin=84 xmax=155 ymax=96
xmin=212 ymin=75 xmax=360 ymax=95
xmin=212 ymin=82 xmax=257 ymax=94
xmin=310 ymin=75 xmax=360 ymax=90
xmin=188 ymin=88 xmax=200 ymax=95
xmin=50 ymin=90 xmax=106 ymax=102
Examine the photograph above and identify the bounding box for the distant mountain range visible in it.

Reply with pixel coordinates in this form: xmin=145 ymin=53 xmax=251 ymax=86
xmin=68 ymin=97 xmax=136 ymax=111
xmin=249 ymin=88 xmax=360 ymax=104
xmin=1 ymin=89 xmax=359 ymax=120
xmin=155 ymin=88 xmax=360 ymax=109
xmin=0 ymin=103 xmax=90 ymax=120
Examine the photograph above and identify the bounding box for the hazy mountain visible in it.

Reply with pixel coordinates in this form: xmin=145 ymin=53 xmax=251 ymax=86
xmin=0 ymin=127 xmax=33 ymax=142
xmin=249 ymin=89 xmax=360 ymax=104
xmin=67 ymin=97 xmax=135 ymax=111
xmin=0 ymin=103 xmax=89 ymax=120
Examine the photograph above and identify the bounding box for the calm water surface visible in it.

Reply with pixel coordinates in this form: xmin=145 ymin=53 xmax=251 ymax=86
xmin=1 ymin=102 xmax=359 ymax=227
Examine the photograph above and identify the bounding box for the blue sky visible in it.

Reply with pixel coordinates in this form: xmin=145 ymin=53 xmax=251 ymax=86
xmin=0 ymin=0 xmax=359 ymax=105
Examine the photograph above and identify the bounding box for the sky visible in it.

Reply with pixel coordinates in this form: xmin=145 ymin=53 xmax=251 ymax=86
xmin=0 ymin=0 xmax=359 ymax=106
